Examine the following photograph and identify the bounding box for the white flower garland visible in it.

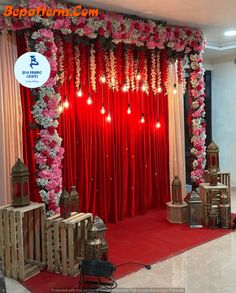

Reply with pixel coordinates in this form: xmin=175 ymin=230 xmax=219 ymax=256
xmin=151 ymin=50 xmax=157 ymax=94
xmin=110 ymin=48 xmax=119 ymax=91
xmin=90 ymin=44 xmax=96 ymax=92
xmin=74 ymin=46 xmax=81 ymax=88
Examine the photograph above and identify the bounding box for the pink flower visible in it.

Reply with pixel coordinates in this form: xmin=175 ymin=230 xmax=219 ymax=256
xmin=38 ymin=29 xmax=53 ymax=39
xmin=44 ymin=77 xmax=56 ymax=87
xmin=84 ymin=26 xmax=94 ymax=36
xmin=28 ymin=0 xmax=45 ymax=9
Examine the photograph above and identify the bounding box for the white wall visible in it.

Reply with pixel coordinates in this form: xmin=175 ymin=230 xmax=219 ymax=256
xmin=210 ymin=61 xmax=236 ymax=186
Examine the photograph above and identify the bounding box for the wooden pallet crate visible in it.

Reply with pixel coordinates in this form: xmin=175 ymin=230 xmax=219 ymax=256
xmin=45 ymin=212 xmax=93 ymax=276
xmin=0 ymin=202 xmax=46 ymax=281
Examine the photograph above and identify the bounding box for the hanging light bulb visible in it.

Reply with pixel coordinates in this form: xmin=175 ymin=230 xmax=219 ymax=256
xmin=142 ymin=83 xmax=146 ymax=92
xmin=157 ymin=87 xmax=162 ymax=93
xmin=141 ymin=113 xmax=145 ymax=124
xmin=58 ymin=103 xmax=63 ymax=114
xmin=173 ymin=84 xmax=177 ymax=95
xmin=101 ymin=103 xmax=106 ymax=114
xmin=63 ymin=98 xmax=69 ymax=109
xmin=136 ymin=70 xmax=141 ymax=81
xmin=156 ymin=120 xmax=161 ymax=128
xmin=106 ymin=112 xmax=111 ymax=122
xmin=100 ymin=74 xmax=106 ymax=84
xmin=127 ymin=104 xmax=131 ymax=115
xmin=77 ymin=85 xmax=82 ymax=97
xmin=87 ymin=93 xmax=92 ymax=105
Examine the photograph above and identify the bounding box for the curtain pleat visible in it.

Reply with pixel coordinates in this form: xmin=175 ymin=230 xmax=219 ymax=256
xmin=0 ymin=31 xmax=23 ymax=205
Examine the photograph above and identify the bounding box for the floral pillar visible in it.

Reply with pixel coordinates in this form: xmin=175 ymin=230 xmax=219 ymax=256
xmin=189 ymin=52 xmax=206 ymax=185
xmin=30 ymin=29 xmax=64 ymax=213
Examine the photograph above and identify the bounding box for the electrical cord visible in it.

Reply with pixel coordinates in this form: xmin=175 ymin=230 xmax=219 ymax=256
xmin=115 ymin=262 xmax=152 ymax=270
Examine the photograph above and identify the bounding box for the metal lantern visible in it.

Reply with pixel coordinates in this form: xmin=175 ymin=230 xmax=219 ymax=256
xmin=59 ymin=189 xmax=71 ymax=219
xmin=11 ymin=158 xmax=30 ymax=207
xmin=70 ymin=186 xmax=79 ymax=212
xmin=187 ymin=190 xmax=202 ymax=228
xmin=207 ymin=141 xmax=220 ymax=172
xmin=94 ymin=216 xmax=108 ymax=261
xmin=208 ymin=205 xmax=219 ymax=228
xmin=219 ymin=193 xmax=231 ymax=228
xmin=85 ymin=220 xmax=102 ymax=260
xmin=209 ymin=169 xmax=218 ymax=186
xmin=172 ymin=176 xmax=182 ymax=205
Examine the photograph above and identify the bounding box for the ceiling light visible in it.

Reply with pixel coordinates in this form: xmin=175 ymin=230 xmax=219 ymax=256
xmin=224 ymin=30 xmax=236 ymax=37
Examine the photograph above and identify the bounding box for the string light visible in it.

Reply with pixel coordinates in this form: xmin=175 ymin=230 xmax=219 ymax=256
xmin=156 ymin=120 xmax=161 ymax=128
xmin=141 ymin=113 xmax=145 ymax=124
xmin=58 ymin=103 xmax=63 ymax=114
xmin=173 ymin=84 xmax=177 ymax=95
xmin=157 ymin=87 xmax=162 ymax=93
xmin=77 ymin=85 xmax=82 ymax=97
xmin=63 ymin=98 xmax=69 ymax=109
xmin=136 ymin=70 xmax=141 ymax=81
xmin=87 ymin=93 xmax=92 ymax=105
xmin=122 ymin=82 xmax=128 ymax=92
xmin=106 ymin=112 xmax=111 ymax=122
xmin=101 ymin=103 xmax=106 ymax=114
xmin=127 ymin=104 xmax=131 ymax=114
xmin=100 ymin=74 xmax=106 ymax=83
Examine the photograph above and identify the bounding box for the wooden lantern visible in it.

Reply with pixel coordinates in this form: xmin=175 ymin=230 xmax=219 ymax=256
xmin=172 ymin=176 xmax=182 ymax=204
xmin=209 ymin=169 xmax=218 ymax=186
xmin=59 ymin=189 xmax=71 ymax=219
xmin=207 ymin=141 xmax=220 ymax=172
xmin=70 ymin=186 xmax=79 ymax=212
xmin=11 ymin=158 xmax=30 ymax=207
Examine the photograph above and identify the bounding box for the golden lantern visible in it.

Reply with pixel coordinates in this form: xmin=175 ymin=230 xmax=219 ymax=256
xmin=187 ymin=189 xmax=202 ymax=228
xmin=85 ymin=220 xmax=102 ymax=260
xmin=59 ymin=189 xmax=71 ymax=219
xmin=172 ymin=176 xmax=182 ymax=205
xmin=70 ymin=186 xmax=79 ymax=212
xmin=207 ymin=141 xmax=220 ymax=172
xmin=11 ymin=159 xmax=30 ymax=207
xmin=93 ymin=216 xmax=108 ymax=261
xmin=219 ymin=193 xmax=231 ymax=229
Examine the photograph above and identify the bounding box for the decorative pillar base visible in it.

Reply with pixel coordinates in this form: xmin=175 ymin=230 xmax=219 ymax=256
xmin=166 ymin=202 xmax=188 ymax=224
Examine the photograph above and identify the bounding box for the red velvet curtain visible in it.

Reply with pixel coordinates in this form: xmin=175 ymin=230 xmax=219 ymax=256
xmin=16 ymin=33 xmax=170 ymax=222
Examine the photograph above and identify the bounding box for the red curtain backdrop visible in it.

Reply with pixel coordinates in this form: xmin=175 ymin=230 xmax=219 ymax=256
xmin=16 ymin=33 xmax=170 ymax=222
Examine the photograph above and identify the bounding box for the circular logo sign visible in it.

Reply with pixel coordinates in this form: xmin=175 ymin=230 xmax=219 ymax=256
xmin=14 ymin=52 xmax=51 ymax=88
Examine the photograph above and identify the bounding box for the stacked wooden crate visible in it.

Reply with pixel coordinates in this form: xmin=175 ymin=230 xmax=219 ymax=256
xmin=45 ymin=212 xmax=93 ymax=276
xmin=0 ymin=202 xmax=46 ymax=281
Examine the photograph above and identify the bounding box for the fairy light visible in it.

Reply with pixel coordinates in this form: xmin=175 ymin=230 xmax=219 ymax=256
xmin=156 ymin=120 xmax=161 ymax=128
xmin=87 ymin=93 xmax=92 ymax=105
xmin=157 ymin=87 xmax=162 ymax=93
xmin=77 ymin=85 xmax=82 ymax=97
xmin=101 ymin=103 xmax=106 ymax=114
xmin=106 ymin=112 xmax=111 ymax=122
xmin=63 ymin=98 xmax=69 ymax=109
xmin=127 ymin=104 xmax=131 ymax=114
xmin=136 ymin=70 xmax=141 ymax=81
xmin=100 ymin=74 xmax=106 ymax=84
xmin=58 ymin=103 xmax=63 ymax=114
xmin=123 ymin=83 xmax=128 ymax=92
xmin=141 ymin=113 xmax=145 ymax=124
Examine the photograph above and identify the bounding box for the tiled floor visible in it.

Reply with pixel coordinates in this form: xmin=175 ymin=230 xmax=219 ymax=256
xmin=5 ymin=191 xmax=236 ymax=293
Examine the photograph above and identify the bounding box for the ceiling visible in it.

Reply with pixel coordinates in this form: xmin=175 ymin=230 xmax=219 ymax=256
xmin=1 ymin=0 xmax=236 ymax=63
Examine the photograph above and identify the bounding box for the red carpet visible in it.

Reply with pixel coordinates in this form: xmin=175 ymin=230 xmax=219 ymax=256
xmin=23 ymin=209 xmax=233 ymax=292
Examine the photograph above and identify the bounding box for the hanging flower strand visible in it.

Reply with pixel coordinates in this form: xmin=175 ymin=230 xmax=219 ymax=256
xmin=156 ymin=51 xmax=162 ymax=92
xmin=125 ymin=47 xmax=131 ymax=91
xmin=104 ymin=49 xmax=111 ymax=89
xmin=90 ymin=43 xmax=96 ymax=92
xmin=110 ymin=47 xmax=119 ymax=91
xmin=151 ymin=50 xmax=157 ymax=95
xmin=74 ymin=46 xmax=81 ymax=89
xmin=56 ymin=36 xmax=64 ymax=84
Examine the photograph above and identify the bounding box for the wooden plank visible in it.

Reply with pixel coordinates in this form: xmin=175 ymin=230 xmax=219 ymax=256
xmin=28 ymin=210 xmax=34 ymax=260
xmin=23 ymin=212 xmax=28 ymax=261
xmin=26 ymin=259 xmax=45 ymax=267
xmin=23 ymin=264 xmax=40 ymax=281
xmin=61 ymin=212 xmax=81 ymax=223
xmin=69 ymin=213 xmax=93 ymax=225
xmin=68 ymin=225 xmax=74 ymax=275
xmin=80 ymin=221 xmax=86 ymax=258
xmin=34 ymin=209 xmax=40 ymax=261
xmin=0 ymin=210 xmax=4 ymax=270
xmin=53 ymin=219 xmax=60 ymax=272
xmin=45 ymin=219 xmax=53 ymax=271
xmin=60 ymin=223 xmax=67 ymax=276
xmin=41 ymin=207 xmax=46 ymax=263
xmin=3 ymin=209 xmax=11 ymax=277
xmin=12 ymin=202 xmax=45 ymax=214
xmin=10 ymin=211 xmax=18 ymax=280
xmin=16 ymin=211 xmax=24 ymax=281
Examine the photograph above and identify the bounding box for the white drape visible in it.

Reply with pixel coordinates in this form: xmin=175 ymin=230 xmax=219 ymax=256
xmin=0 ymin=31 xmax=23 ymax=205
xmin=167 ymin=62 xmax=186 ymax=200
